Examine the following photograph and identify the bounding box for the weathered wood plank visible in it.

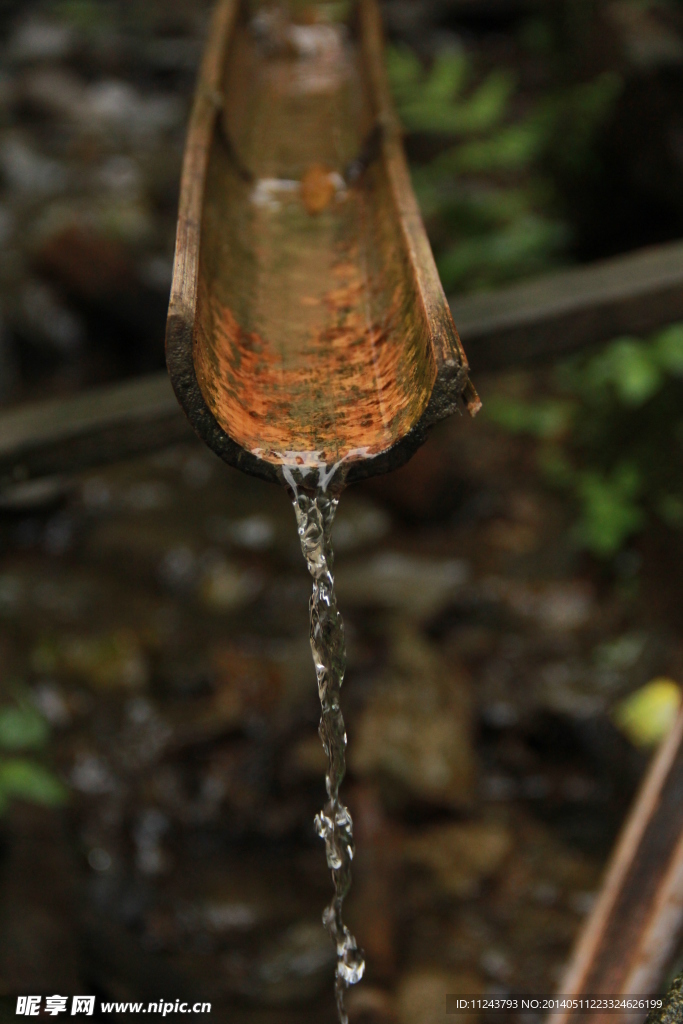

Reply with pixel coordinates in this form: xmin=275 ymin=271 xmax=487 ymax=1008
xmin=553 ymin=706 xmax=683 ymax=1024
xmin=454 ymin=239 xmax=683 ymax=372
xmin=0 ymin=373 xmax=190 ymax=490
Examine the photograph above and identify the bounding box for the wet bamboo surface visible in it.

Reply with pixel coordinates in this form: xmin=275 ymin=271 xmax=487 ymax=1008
xmin=166 ymin=0 xmax=473 ymax=484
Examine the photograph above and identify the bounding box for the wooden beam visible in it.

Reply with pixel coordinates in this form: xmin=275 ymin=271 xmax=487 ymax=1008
xmin=553 ymin=707 xmax=683 ymax=1024
xmin=1 ymin=239 xmax=683 ymax=487
xmin=0 ymin=373 xmax=191 ymax=490
xmin=453 ymin=239 xmax=683 ymax=373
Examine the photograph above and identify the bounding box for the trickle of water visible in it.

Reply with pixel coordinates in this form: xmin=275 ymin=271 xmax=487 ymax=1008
xmin=286 ymin=466 xmax=365 ymax=1024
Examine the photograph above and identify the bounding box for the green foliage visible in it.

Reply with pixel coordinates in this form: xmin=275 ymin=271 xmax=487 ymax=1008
xmin=387 ymin=42 xmax=621 ymax=294
xmin=572 ymin=463 xmax=644 ymax=557
xmin=579 ymin=338 xmax=662 ymax=405
xmin=654 ymin=323 xmax=683 ymax=375
xmin=0 ymin=698 xmax=67 ymax=812
xmin=486 ymin=321 xmax=683 ymax=559
xmin=53 ymin=0 xmax=116 ymax=32
xmin=0 ymin=705 xmax=49 ymax=751
xmin=437 ymin=214 xmax=569 ymax=293
xmin=539 ymin=73 xmax=623 ymax=178
xmin=386 ymin=46 xmax=514 ymax=136
xmin=0 ymin=759 xmax=68 ymax=810
xmin=483 ymin=395 xmax=573 ymax=439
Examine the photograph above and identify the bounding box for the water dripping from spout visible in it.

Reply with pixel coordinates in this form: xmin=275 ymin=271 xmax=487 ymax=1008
xmin=282 ymin=455 xmax=365 ymax=1024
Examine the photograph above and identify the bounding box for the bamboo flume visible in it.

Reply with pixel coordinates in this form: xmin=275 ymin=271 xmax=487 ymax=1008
xmin=165 ymin=0 xmax=478 ymax=487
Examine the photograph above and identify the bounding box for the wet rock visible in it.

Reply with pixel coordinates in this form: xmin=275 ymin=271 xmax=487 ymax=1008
xmin=31 ymin=682 xmax=70 ymax=728
xmin=82 ymin=912 xmax=200 ymax=1006
xmin=0 ymin=803 xmax=82 ymax=994
xmin=0 ymin=477 xmax=71 ymax=513
xmin=20 ymin=279 xmax=84 ymax=355
xmin=36 ymin=226 xmax=134 ymax=303
xmin=118 ymin=697 xmax=172 ymax=772
xmin=161 ymin=739 xmax=274 ymax=825
xmin=499 ymin=902 xmax=576 ymax=989
xmin=145 ymin=37 xmax=202 ymax=73
xmin=484 ymin=518 xmax=537 ymax=556
xmin=134 ymin=808 xmax=170 ymax=876
xmin=479 ymin=947 xmax=512 ymax=983
xmin=84 ymin=80 xmax=182 ymax=143
xmin=32 ymin=629 xmax=148 ymax=690
xmin=606 ymin=2 xmax=683 ymax=71
xmin=206 ymin=513 xmax=276 ymax=551
xmin=336 ymin=554 xmax=469 ymax=619
xmin=283 ymin=733 xmax=328 ymax=781
xmin=120 ymin=480 xmax=174 ymax=513
xmin=234 ymin=921 xmax=335 ymax=1005
xmin=198 ymin=556 xmax=263 ymax=612
xmin=168 ymin=640 xmax=315 ymax=749
xmin=487 ymin=813 xmax=601 ymax=920
xmin=477 ymin=577 xmax=595 ymax=632
xmin=396 ymin=969 xmax=482 ymax=1024
xmin=350 ymin=626 xmax=476 ymax=807
xmin=0 ymin=312 xmax=16 ymax=404
xmin=213 ymin=645 xmax=282 ymax=718
xmin=200 ymin=901 xmax=259 ymax=934
xmin=346 ymin=786 xmax=398 ymax=979
xmin=347 ymin=986 xmax=397 ymax=1023
xmin=84 ymin=509 xmax=193 ymax=584
xmin=534 ymin=660 xmax=604 ymax=719
xmin=8 ymin=18 xmax=74 ymax=64
xmin=332 ymin=496 xmax=391 ymax=553
xmin=158 ymin=544 xmax=198 ymax=593
xmin=161 ymin=857 xmax=289 ymax=953
xmin=70 ymin=752 xmax=118 ymax=795
xmin=402 ymin=820 xmax=513 ymax=898
xmin=19 ymin=67 xmax=88 ymax=121
xmin=0 ymin=134 xmax=69 ymax=195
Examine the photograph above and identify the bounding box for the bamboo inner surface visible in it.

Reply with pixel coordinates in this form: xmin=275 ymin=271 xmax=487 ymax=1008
xmin=193 ymin=0 xmax=435 ymax=467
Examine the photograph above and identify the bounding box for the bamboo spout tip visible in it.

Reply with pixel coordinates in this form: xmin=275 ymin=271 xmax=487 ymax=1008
xmin=463 ymin=379 xmax=482 ymax=418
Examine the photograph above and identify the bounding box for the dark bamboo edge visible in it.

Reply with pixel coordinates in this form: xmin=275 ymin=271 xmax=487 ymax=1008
xmin=552 ymin=706 xmax=683 ymax=1024
xmin=165 ymin=0 xmax=476 ymax=488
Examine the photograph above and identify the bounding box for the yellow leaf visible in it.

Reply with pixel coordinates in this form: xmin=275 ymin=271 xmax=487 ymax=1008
xmin=613 ymin=679 xmax=681 ymax=748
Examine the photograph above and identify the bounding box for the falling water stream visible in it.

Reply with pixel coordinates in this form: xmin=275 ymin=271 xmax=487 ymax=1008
xmin=284 ymin=464 xmax=365 ymax=1024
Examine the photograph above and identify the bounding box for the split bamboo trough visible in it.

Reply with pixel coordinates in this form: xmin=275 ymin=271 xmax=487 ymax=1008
xmin=166 ymin=0 xmax=478 ymax=486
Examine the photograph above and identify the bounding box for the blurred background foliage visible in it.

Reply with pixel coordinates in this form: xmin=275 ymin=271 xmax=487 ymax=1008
xmin=387 ymin=42 xmax=621 ymax=293
xmin=0 ymin=698 xmax=66 ymax=811
xmin=382 ymin=0 xmax=683 ymax=564
xmin=484 ymin=322 xmax=683 ymax=558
